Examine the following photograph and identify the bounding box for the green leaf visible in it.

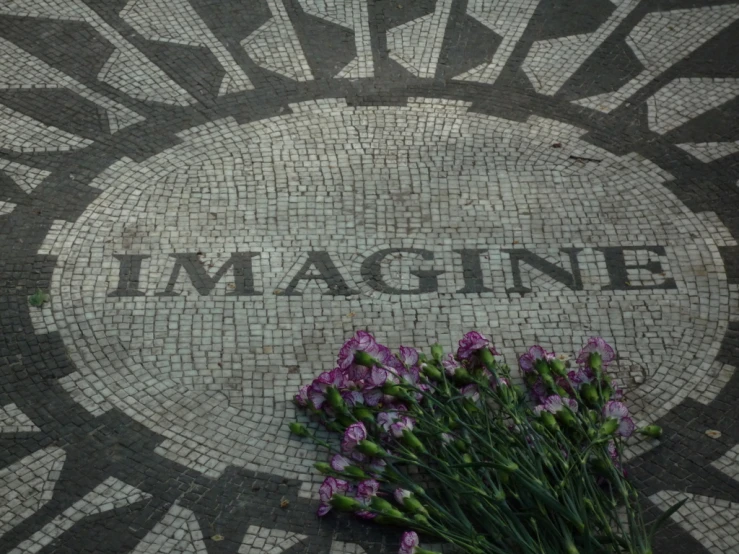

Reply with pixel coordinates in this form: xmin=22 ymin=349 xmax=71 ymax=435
xmin=648 ymin=498 xmax=687 ymax=541
xmin=28 ymin=290 xmax=50 ymax=307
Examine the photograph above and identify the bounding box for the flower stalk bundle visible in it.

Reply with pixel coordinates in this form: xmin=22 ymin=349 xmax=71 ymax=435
xmin=290 ymin=332 xmax=679 ymax=554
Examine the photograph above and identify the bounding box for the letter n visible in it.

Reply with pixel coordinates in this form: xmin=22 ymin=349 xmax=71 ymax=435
xmin=503 ymin=248 xmax=584 ymax=295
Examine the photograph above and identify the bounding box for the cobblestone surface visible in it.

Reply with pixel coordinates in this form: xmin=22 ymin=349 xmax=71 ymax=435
xmin=1 ymin=1 xmax=738 ymax=553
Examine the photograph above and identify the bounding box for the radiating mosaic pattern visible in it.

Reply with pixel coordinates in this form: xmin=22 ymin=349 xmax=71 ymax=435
xmin=1 ymin=1 xmax=738 ymax=553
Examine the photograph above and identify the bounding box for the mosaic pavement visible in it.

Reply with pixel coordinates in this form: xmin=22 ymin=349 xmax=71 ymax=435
xmin=0 ymin=0 xmax=738 ymax=552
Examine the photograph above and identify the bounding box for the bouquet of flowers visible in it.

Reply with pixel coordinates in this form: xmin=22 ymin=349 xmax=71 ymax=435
xmin=290 ymin=331 xmax=677 ymax=554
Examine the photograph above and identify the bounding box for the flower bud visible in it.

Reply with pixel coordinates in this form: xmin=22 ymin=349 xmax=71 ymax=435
xmin=422 ymin=364 xmax=442 ymax=381
xmin=480 ymin=347 xmax=496 ymax=368
xmin=462 ymin=453 xmax=473 ymax=464
xmin=599 ymin=418 xmax=619 ymax=436
xmin=357 ymin=439 xmax=386 ymax=457
xmin=402 ymin=429 xmax=427 ymax=453
xmin=354 ymin=350 xmax=378 ymax=367
xmin=589 ymin=352 xmax=603 ymax=373
xmin=413 ymin=513 xmax=429 ymax=525
xmin=581 ymin=383 xmax=598 ymax=405
xmin=452 ymin=367 xmax=472 ymax=384
xmin=453 ymin=439 xmax=468 ymax=453
xmin=343 ymin=466 xmax=368 ymax=479
xmin=590 ymin=458 xmax=611 ymax=475
xmin=555 ymin=385 xmax=569 ymax=397
xmin=289 ymin=422 xmax=309 ymax=437
xmin=556 ymin=408 xmax=576 ymax=427
xmin=327 ymin=387 xmax=345 ymax=411
xmin=370 ymin=496 xmax=395 ymax=512
xmin=330 ymin=494 xmax=361 ymax=511
xmin=382 ymin=383 xmax=405 ymax=397
xmin=550 ymin=358 xmax=567 ymax=376
xmin=403 ymin=496 xmax=428 ymax=515
xmin=638 ymin=425 xmax=663 ymax=439
xmin=540 ymin=411 xmax=559 ymax=433
xmin=354 ymin=406 xmax=374 ymax=423
xmin=531 ymin=421 xmax=546 ymax=434
xmin=313 ymin=462 xmax=332 ymax=474
xmin=431 ymin=343 xmax=444 ymax=362
xmin=374 ymin=512 xmax=406 ymax=524
xmin=535 ymin=359 xmax=551 ymax=376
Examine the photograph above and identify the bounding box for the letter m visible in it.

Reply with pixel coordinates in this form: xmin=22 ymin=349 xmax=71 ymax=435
xmin=156 ymin=253 xmax=260 ymax=296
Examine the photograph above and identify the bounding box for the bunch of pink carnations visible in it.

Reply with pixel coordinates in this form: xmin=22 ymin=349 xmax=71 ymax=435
xmin=290 ymin=332 xmax=674 ymax=554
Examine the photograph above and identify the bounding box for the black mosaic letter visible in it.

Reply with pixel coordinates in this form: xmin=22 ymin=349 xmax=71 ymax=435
xmin=282 ymin=251 xmax=357 ymax=296
xmin=361 ymin=248 xmax=444 ymax=294
xmin=156 ymin=252 xmax=261 ymax=296
xmin=598 ymin=246 xmax=677 ymax=290
xmin=454 ymin=249 xmax=493 ymax=293
xmin=503 ymin=248 xmax=584 ymax=294
xmin=108 ymin=254 xmax=149 ymax=297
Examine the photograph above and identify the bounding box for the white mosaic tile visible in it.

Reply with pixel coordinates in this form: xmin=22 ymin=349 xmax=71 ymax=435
xmin=58 ymin=372 xmax=113 ymax=418
xmin=27 ymin=303 xmax=57 ymax=335
xmin=689 ymin=362 xmax=736 ymax=405
xmin=0 ymin=159 xmax=51 ymax=194
xmin=9 ymin=477 xmax=150 ymax=554
xmin=730 ymin=284 xmax=739 ymax=323
xmin=0 ymin=0 xmax=90 ymax=21
xmin=36 ymin=100 xmax=732 ymax=479
xmin=0 ymin=37 xmax=144 ymax=133
xmin=330 ymin=541 xmax=366 ymax=554
xmin=678 ymin=142 xmax=739 ymax=163
xmin=649 ymin=491 xmax=739 ymax=554
xmin=238 ymin=525 xmax=307 ymax=554
xmin=695 ymin=212 xmax=737 ymax=248
xmin=0 ymin=0 xmax=195 ymax=106
xmin=0 ymin=447 xmax=65 ymax=539
xmin=0 ymin=200 xmax=17 ymax=216
xmin=0 ymin=403 xmax=41 ymax=433
xmin=522 ymin=0 xmax=640 ymax=95
xmin=387 ymin=0 xmax=453 ymax=79
xmin=646 ymin=78 xmax=739 ymax=135
xmin=242 ymin=0 xmax=313 ymax=82
xmin=455 ymin=0 xmax=540 ymax=84
xmin=712 ymin=445 xmax=739 ymax=483
xmin=576 ymin=5 xmax=739 ymax=112
xmin=300 ymin=0 xmax=373 ymax=78
xmin=0 ymin=104 xmax=92 ymax=153
xmin=121 ymin=0 xmax=254 ymax=94
xmin=130 ymin=503 xmax=207 ymax=554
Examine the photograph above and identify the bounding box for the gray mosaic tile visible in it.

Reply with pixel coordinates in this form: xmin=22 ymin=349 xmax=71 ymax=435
xmin=523 ymin=0 xmax=641 ymax=96
xmin=0 ymin=0 xmax=196 ymax=106
xmin=121 ymin=0 xmax=254 ymax=95
xmin=8 ymin=477 xmax=150 ymax=554
xmin=678 ymin=141 xmax=739 ymax=163
xmin=0 ymin=3 xmax=738 ymax=553
xmin=646 ymin=78 xmax=739 ymax=135
xmin=241 ymin=0 xmax=313 ymax=82
xmin=454 ymin=0 xmax=540 ymax=84
xmin=575 ymin=5 xmax=739 ymax=112
xmin=0 ymin=447 xmax=65 ymax=539
xmin=649 ymin=491 xmax=739 ymax=554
